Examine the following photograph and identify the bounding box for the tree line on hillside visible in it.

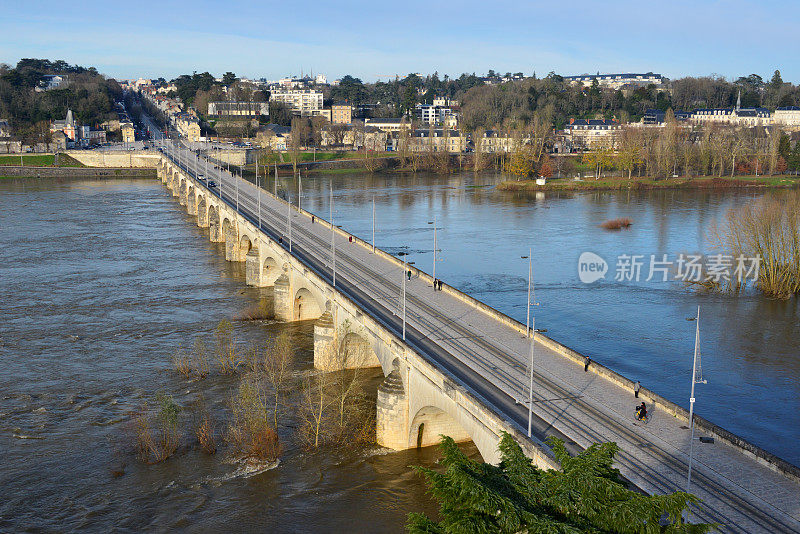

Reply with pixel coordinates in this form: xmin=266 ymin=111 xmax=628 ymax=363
xmin=0 ymin=59 xmax=122 ymax=143
xmin=460 ymin=71 xmax=798 ymax=131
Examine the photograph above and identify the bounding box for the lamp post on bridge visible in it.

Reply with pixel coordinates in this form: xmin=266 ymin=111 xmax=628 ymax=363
xmin=398 ymin=251 xmax=414 ymax=341
xmin=685 ymin=305 xmax=708 ymax=519
xmin=330 ymin=181 xmax=336 ymax=287
xmin=428 ymin=216 xmax=442 ymax=285
xmin=520 ymin=250 xmax=544 ymax=438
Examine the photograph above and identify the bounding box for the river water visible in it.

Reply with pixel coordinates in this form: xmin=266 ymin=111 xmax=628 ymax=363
xmin=289 ymin=171 xmax=799 ymax=466
xmin=1 ymin=174 xmax=798 ymax=531
xmin=0 ymin=177 xmax=461 ymax=532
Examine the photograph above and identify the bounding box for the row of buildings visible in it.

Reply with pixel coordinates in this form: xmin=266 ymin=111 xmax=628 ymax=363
xmin=208 ymin=91 xmax=460 ymax=128
xmin=563 ymin=102 xmax=800 ymax=151
xmin=140 ymin=88 xmax=202 ymax=142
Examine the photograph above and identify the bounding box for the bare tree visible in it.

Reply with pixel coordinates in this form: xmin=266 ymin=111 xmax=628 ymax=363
xmin=298 ymin=370 xmax=335 ymax=448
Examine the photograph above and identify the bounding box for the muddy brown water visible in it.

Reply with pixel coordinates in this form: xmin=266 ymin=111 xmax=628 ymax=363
xmin=0 ymin=177 xmax=473 ymax=532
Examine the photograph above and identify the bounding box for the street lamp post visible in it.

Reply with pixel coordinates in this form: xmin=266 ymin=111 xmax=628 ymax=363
xmin=686 ymin=305 xmax=706 ymax=498
xmin=520 ymin=250 xmax=543 ymax=437
xmin=372 ymin=195 xmax=376 ymax=253
xmin=433 ymin=216 xmax=439 ymax=282
xmin=330 ymin=182 xmax=336 ymax=287
xmin=526 ymin=248 xmax=532 ymax=336
xmin=398 ymin=252 xmax=414 ymax=341
xmin=287 ymin=191 xmax=292 ymax=253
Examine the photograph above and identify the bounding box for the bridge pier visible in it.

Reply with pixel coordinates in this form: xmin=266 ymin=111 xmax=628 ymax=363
xmin=245 ymin=246 xmax=268 ymax=286
xmin=376 ymin=365 xmax=410 ymax=450
xmin=223 ymin=221 xmax=240 ymax=261
xmin=273 ymin=274 xmax=293 ymax=321
xmin=313 ymin=312 xmax=337 ymax=369
xmin=179 ymin=182 xmax=188 ymax=206
xmin=196 ymin=197 xmax=209 ymax=228
xmin=170 ymin=174 xmax=179 ymax=197
xmin=187 ymin=190 xmax=197 ymax=216
xmin=313 ymin=310 xmax=381 ymax=371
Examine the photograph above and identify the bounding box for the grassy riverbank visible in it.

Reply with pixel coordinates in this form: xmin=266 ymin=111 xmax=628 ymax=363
xmin=0 ymin=153 xmax=86 ymax=167
xmin=497 ymin=174 xmax=800 ymax=192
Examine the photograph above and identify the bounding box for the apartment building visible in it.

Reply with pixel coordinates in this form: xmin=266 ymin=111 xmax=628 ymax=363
xmin=414 ymin=103 xmax=455 ymax=125
xmin=364 ymin=118 xmax=411 ymax=132
xmin=411 ymin=129 xmax=466 ymax=153
xmin=331 ymin=103 xmax=353 ymax=124
xmin=563 ymin=72 xmax=663 ymax=90
xmin=256 ymin=124 xmax=291 ymax=151
xmin=208 ymin=101 xmax=269 ymax=117
xmin=475 ymin=130 xmax=521 ymax=153
xmin=774 ymin=107 xmax=800 ymax=128
xmin=175 ymin=113 xmax=201 ymax=142
xmin=269 ymin=89 xmax=324 ymax=117
xmin=432 ymin=96 xmax=458 ymax=107
xmin=563 ymin=119 xmax=621 ymax=150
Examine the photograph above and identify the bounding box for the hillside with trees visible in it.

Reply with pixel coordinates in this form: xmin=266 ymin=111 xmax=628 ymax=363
xmin=0 ymin=59 xmax=121 ymax=144
xmin=323 ymin=70 xmax=798 ymax=130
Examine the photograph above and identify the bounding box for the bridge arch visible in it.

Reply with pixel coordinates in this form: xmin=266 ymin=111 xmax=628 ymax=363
xmin=262 ymin=256 xmax=281 ymax=285
xmin=294 ymin=287 xmax=323 ymax=320
xmin=239 ymin=234 xmax=254 ymax=261
xmin=340 ymin=330 xmax=380 ymax=368
xmin=408 ymin=404 xmax=481 ymax=460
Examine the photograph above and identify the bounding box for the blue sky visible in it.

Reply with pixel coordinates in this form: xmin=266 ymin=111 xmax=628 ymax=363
xmin=2 ymin=0 xmax=798 ymax=82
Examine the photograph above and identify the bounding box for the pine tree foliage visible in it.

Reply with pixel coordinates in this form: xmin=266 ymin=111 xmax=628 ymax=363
xmin=408 ymin=433 xmax=716 ymax=534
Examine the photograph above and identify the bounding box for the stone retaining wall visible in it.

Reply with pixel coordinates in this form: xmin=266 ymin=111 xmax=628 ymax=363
xmin=0 ymin=165 xmax=156 ymax=178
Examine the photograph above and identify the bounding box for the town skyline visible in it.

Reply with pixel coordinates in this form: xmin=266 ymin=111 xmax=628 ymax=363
xmin=2 ymin=0 xmax=799 ymax=83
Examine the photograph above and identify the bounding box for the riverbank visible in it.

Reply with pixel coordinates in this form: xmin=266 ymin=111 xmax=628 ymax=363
xmin=0 ymin=153 xmax=86 ymax=167
xmin=497 ymin=174 xmax=800 ymax=191
xmin=0 ymin=165 xmax=157 ymax=179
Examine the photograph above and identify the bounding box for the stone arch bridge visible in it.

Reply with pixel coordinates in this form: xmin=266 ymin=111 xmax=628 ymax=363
xmin=157 ymin=156 xmax=553 ymax=466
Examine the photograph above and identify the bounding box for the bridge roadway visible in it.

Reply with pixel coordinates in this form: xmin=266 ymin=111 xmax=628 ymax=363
xmin=161 ymin=139 xmax=799 ymax=533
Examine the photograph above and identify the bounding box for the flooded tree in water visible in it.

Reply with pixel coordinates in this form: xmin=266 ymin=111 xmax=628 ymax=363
xmin=298 ymin=322 xmax=375 ymax=448
xmin=134 ymin=393 xmax=181 ymax=464
xmin=215 ymin=319 xmax=240 ymax=374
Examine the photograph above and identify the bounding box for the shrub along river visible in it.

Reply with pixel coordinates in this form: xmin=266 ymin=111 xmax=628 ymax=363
xmin=0 ymin=173 xmax=798 ymax=531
